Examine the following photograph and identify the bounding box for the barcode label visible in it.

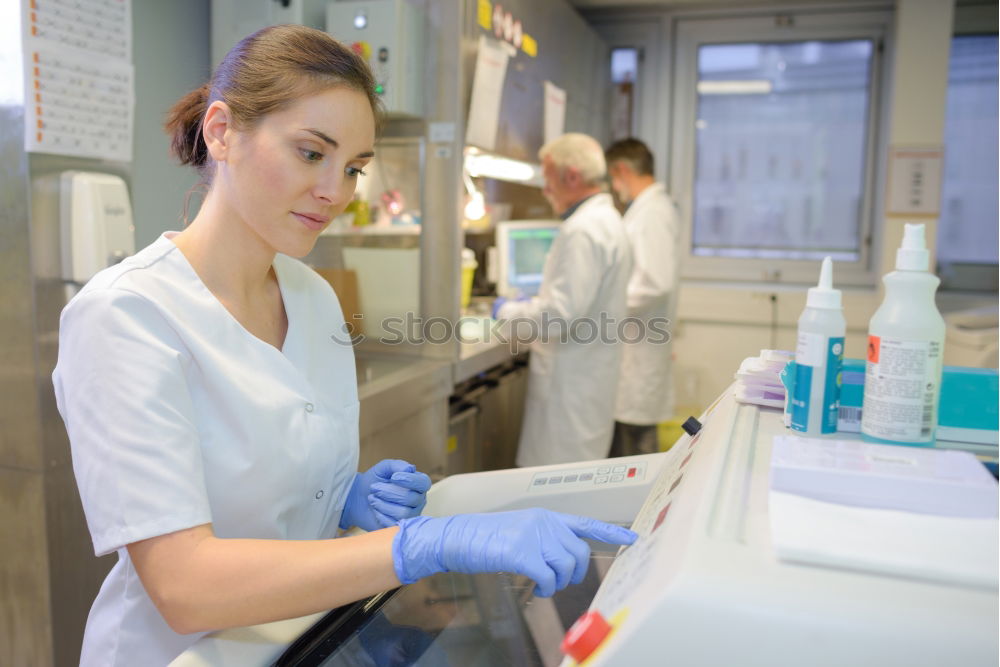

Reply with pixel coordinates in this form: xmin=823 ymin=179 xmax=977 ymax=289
xmin=921 ymin=396 xmax=934 ymax=437
xmin=838 ymin=406 xmax=862 ymax=432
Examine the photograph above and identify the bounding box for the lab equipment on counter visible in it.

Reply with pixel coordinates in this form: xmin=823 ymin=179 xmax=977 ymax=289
xmin=492 ymin=220 xmax=560 ymax=298
xmin=790 ymin=256 xmax=845 ymax=435
xmin=172 ymin=388 xmax=997 ymax=666
xmin=862 ymin=223 xmax=946 ymax=446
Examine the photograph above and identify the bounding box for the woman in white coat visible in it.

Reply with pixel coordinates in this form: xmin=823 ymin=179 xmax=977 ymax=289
xmin=52 ymin=26 xmax=635 ymax=666
xmin=495 ymin=134 xmax=633 ymax=467
xmin=606 ymin=138 xmax=681 ymax=456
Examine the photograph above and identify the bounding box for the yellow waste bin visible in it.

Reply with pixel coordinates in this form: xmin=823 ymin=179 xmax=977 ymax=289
xmin=461 ymin=248 xmax=478 ymax=310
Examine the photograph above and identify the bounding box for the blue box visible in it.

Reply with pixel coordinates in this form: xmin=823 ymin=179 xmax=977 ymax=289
xmin=836 ymin=359 xmax=998 ymax=445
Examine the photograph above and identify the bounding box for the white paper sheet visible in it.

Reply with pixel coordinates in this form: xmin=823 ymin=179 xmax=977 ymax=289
xmin=465 ymin=35 xmax=509 ymax=151
xmin=543 ymin=80 xmax=565 ymax=145
xmin=770 ymin=490 xmax=998 ymax=589
xmin=21 ymin=0 xmax=133 ymax=161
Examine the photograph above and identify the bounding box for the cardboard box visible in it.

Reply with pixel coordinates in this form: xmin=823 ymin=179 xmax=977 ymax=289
xmin=314 ymin=268 xmax=364 ymax=336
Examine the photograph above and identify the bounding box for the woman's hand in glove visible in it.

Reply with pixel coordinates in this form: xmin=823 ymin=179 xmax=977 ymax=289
xmin=340 ymin=459 xmax=432 ymax=532
xmin=391 ymin=508 xmax=637 ymax=597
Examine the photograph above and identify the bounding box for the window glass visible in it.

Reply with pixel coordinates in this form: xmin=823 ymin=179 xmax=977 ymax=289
xmin=938 ymin=34 xmax=998 ymax=273
xmin=692 ymin=40 xmax=874 ymax=261
xmin=611 ymin=47 xmax=638 ymax=83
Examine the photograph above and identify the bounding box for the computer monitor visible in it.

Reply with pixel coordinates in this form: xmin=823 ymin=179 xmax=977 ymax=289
xmin=494 ymin=220 xmax=561 ymax=298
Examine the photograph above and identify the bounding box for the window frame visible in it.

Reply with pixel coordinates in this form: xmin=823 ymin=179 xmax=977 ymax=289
xmin=936 ymin=2 xmax=999 ymax=292
xmin=670 ymin=10 xmax=893 ymax=287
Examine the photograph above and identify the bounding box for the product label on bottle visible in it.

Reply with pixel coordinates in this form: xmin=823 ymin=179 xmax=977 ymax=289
xmin=861 ymin=336 xmax=942 ymax=442
xmin=790 ymin=334 xmax=844 ymax=433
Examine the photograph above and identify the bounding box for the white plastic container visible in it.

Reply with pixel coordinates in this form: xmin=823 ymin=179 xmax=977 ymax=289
xmin=861 ymin=224 xmax=946 ymax=446
xmin=790 ymin=257 xmax=846 ymax=435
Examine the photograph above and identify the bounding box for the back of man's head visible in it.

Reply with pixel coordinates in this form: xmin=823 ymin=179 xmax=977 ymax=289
xmin=539 ymin=133 xmax=607 ymax=186
xmin=605 ymin=138 xmax=655 ymax=176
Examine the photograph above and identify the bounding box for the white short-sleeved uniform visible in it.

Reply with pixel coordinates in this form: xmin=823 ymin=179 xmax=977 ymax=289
xmin=53 ymin=233 xmax=360 ymax=666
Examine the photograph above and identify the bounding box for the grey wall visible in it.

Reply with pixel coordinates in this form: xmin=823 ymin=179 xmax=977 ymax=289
xmin=1 ymin=2 xmax=212 ymax=665
xmin=132 ymin=0 xmax=211 ymax=246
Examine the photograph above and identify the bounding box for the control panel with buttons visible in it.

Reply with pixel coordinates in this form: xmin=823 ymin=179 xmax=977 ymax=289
xmin=528 ymin=461 xmax=648 ymax=492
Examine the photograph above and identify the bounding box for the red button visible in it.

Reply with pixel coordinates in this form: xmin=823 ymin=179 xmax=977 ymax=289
xmin=627 ymin=467 xmax=636 ymax=478
xmin=561 ymin=610 xmax=611 ymax=662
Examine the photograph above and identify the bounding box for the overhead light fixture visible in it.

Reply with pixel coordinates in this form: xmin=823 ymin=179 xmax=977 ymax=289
xmin=464 ymin=148 xmax=538 ymax=183
xmin=697 ymin=79 xmax=773 ymax=95
xmin=353 ymin=11 xmax=367 ymax=29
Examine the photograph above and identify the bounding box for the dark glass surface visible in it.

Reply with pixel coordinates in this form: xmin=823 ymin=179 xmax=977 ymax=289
xmin=275 ymin=549 xmax=616 ymax=667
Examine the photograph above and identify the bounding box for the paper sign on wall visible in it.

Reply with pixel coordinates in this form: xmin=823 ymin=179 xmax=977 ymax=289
xmin=21 ymin=0 xmax=134 ymax=162
xmin=886 ymin=146 xmax=943 ymax=217
xmin=543 ymin=81 xmax=565 ymax=145
xmin=465 ymin=35 xmax=509 ymax=152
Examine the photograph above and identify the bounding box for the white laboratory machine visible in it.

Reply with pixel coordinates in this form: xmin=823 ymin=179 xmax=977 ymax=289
xmin=31 ymin=170 xmax=135 ymax=286
xmin=171 ymin=390 xmax=998 ymax=666
xmin=326 ymin=0 xmax=426 ymax=117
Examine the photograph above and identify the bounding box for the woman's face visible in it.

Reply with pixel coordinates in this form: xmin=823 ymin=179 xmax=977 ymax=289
xmin=219 ymin=86 xmax=376 ymax=258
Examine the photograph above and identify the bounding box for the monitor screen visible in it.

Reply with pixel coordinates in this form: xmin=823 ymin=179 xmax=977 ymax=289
xmin=495 ymin=221 xmax=560 ymax=298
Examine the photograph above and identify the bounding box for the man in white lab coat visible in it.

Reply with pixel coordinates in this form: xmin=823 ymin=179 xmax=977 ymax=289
xmin=605 ymin=138 xmax=681 ymax=456
xmin=494 ymin=133 xmax=633 ymax=467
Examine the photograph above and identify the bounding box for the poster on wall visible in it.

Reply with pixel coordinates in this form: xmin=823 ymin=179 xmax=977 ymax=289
xmin=543 ymin=81 xmax=565 ymax=145
xmin=465 ymin=35 xmax=509 ymax=152
xmin=20 ymin=0 xmax=134 ymax=162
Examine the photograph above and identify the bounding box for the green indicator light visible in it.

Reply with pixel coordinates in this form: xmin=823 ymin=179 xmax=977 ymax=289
xmin=375 ymin=84 xmax=385 ymax=95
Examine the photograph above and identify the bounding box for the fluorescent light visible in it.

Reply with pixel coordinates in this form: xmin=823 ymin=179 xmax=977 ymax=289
xmin=697 ymin=79 xmax=773 ymax=95
xmin=464 ymin=151 xmax=538 ymax=182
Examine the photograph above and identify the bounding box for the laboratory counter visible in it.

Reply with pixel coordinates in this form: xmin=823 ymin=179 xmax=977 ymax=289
xmin=354 ymin=349 xmax=452 ymax=475
xmin=455 ymin=335 xmax=518 ymax=384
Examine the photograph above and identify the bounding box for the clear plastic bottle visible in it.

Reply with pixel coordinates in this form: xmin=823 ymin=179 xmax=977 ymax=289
xmin=790 ymin=257 xmax=846 ymax=435
xmin=861 ymin=224 xmax=945 ymax=446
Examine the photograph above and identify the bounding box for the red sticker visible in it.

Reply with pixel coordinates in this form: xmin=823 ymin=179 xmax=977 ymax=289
xmin=867 ymin=335 xmax=880 ymax=363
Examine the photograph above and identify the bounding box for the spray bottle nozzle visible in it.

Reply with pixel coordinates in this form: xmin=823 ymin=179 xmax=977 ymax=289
xmin=896 ymin=223 xmax=930 ymax=271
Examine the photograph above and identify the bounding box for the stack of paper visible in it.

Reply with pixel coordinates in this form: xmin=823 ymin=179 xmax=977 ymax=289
xmin=733 ymin=350 xmax=794 ymax=409
xmin=769 ymin=435 xmax=999 ymax=589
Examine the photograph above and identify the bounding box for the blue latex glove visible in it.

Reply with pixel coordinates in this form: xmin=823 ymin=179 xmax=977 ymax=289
xmin=491 ymin=296 xmax=509 ymax=319
xmin=391 ymin=508 xmax=637 ymax=597
xmin=492 ymin=293 xmax=531 ymax=319
xmin=340 ymin=459 xmax=432 ymax=532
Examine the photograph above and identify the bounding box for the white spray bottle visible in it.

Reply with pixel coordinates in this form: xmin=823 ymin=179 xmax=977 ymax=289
xmin=790 ymin=257 xmax=846 ymax=435
xmin=861 ymin=224 xmax=945 ymax=446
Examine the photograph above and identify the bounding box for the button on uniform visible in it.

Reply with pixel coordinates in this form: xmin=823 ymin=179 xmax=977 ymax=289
xmin=305 ymin=402 xmax=314 ymax=413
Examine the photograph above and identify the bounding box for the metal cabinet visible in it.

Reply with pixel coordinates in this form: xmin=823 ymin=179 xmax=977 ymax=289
xmin=449 ymin=356 xmax=529 ymax=473
xmin=446 ymin=400 xmax=480 ymax=476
